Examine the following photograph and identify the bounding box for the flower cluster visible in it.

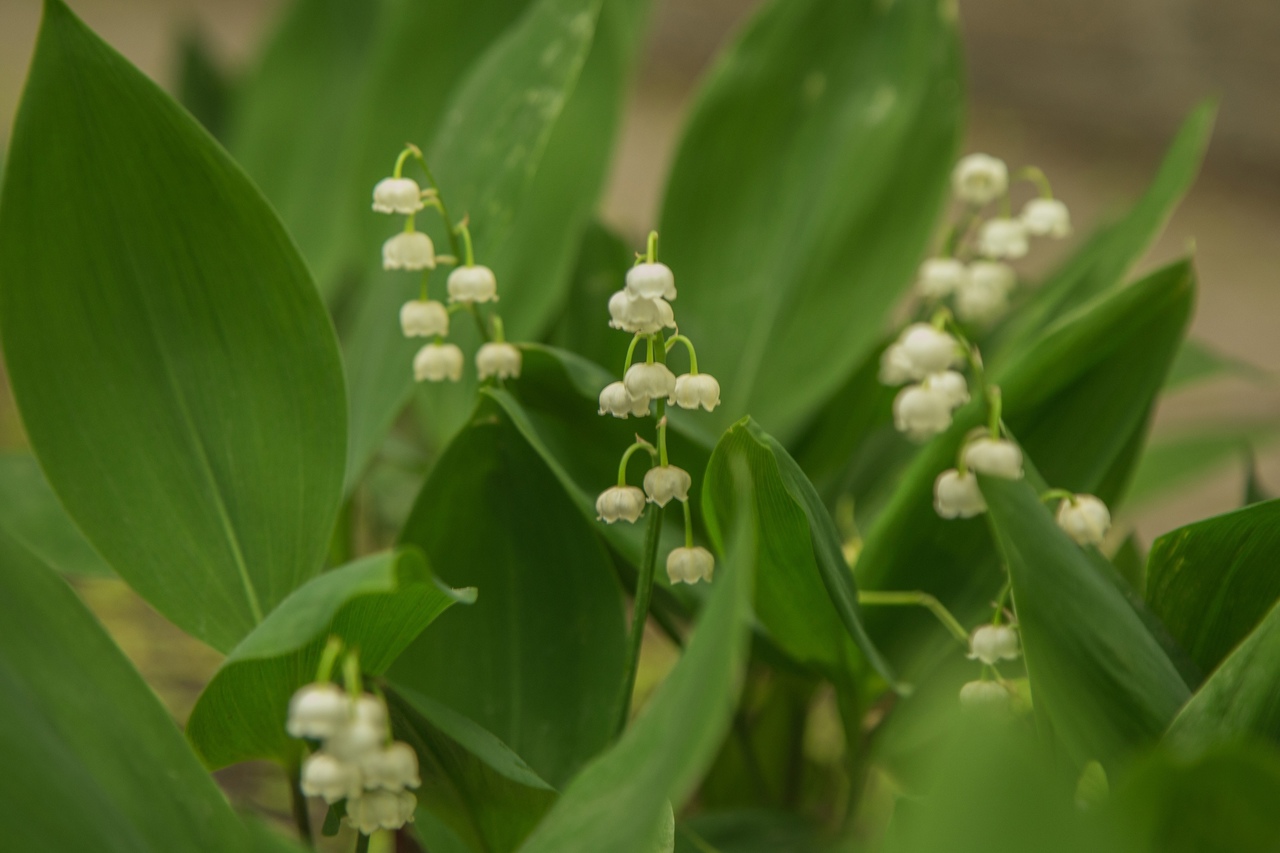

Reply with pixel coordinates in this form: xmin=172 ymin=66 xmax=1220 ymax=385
xmin=596 ymin=233 xmax=720 ymax=585
xmin=959 ymin=620 xmax=1020 ymax=710
xmin=373 ymin=144 xmax=521 ymax=384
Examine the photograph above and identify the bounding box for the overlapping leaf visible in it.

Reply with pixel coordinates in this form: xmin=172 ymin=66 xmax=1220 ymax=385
xmin=0 ymin=452 xmax=111 ymax=577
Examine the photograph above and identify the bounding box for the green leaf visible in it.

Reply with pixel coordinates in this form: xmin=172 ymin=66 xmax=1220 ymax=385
xmin=548 ymin=222 xmax=635 ymax=372
xmin=658 ymin=0 xmax=962 ymax=440
xmin=982 ymin=475 xmax=1189 ymax=770
xmin=187 ymin=548 xmax=471 ymax=769
xmin=0 ymin=452 xmax=111 ymax=577
xmin=0 ymin=1 xmax=348 ymax=653
xmin=703 ymin=418 xmax=893 ymax=685
xmin=175 ymin=27 xmax=233 ymax=140
xmin=517 ymin=494 xmax=757 ymax=853
xmin=1165 ymin=339 xmax=1270 ymax=391
xmin=390 ymin=399 xmax=627 ymax=787
xmin=1124 ymin=423 xmax=1280 ymax=509
xmin=675 ymin=811 xmax=825 ymax=853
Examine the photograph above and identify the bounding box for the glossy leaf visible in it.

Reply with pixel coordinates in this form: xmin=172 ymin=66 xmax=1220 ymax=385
xmin=0 ymin=1 xmax=348 ymax=652
xmin=0 ymin=452 xmax=111 ymax=577
xmin=658 ymin=0 xmax=963 ymax=440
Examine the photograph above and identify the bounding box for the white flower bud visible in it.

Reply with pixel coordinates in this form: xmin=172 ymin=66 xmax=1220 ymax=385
xmin=643 ymin=465 xmax=692 ymax=507
xmin=1056 ymin=494 xmax=1111 ymax=547
xmin=962 ymin=437 xmax=1023 ymax=480
xmin=596 ymin=486 xmax=646 ymax=523
xmin=399 ymin=300 xmax=448 ymax=338
xmin=624 ymin=362 xmax=676 ymax=400
xmin=382 ymin=231 xmax=435 ymax=271
xmin=669 ymin=373 xmax=720 ymax=411
xmin=476 ymin=342 xmax=522 ymax=380
xmin=969 ymin=260 xmax=1016 ymax=294
xmin=878 ymin=343 xmax=915 ymax=386
xmin=917 ymin=257 xmax=967 ymax=299
xmin=893 ymin=384 xmax=954 ymax=442
xmin=926 ymin=370 xmax=969 ymax=409
xmin=327 ymin=718 xmax=385 ymax=763
xmin=952 ymin=154 xmax=1008 ymax=205
xmin=286 ymin=683 xmax=350 ymax=740
xmin=897 ymin=323 xmax=962 ymax=377
xmin=413 ymin=343 xmax=464 ymax=382
xmin=934 ymin=469 xmax=986 ymax=519
xmin=301 ymin=752 xmax=362 ymax=804
xmin=346 ymin=789 xmax=416 ymax=834
xmin=599 ymin=381 xmax=649 ymax=418
xmin=447 ymin=265 xmax=498 ymax=304
xmin=625 ymin=262 xmax=677 ymax=300
xmin=360 ymin=741 xmax=421 ymax=791
xmin=968 ymin=624 xmax=1020 ymax=664
xmin=959 ymin=679 xmax=1011 ymax=709
xmin=372 ymin=177 xmax=424 ymax=214
xmin=608 ymin=291 xmax=676 ymax=335
xmin=667 ymin=546 xmax=715 ymax=585
xmin=978 ymin=218 xmax=1029 ymax=259
xmin=954 ymin=272 xmax=1011 ymax=326
xmin=1021 ymin=197 xmax=1071 ymax=238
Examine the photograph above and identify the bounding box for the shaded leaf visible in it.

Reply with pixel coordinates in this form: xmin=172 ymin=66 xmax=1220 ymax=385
xmin=0 ymin=452 xmax=111 ymax=577
xmin=175 ymin=27 xmax=233 ymax=140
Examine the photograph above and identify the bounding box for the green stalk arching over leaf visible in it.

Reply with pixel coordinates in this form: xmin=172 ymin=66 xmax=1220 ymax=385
xmin=0 ymin=0 xmax=348 ymax=653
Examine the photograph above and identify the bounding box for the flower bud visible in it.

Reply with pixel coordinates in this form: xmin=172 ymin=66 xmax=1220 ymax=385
xmin=897 ymin=323 xmax=961 ymax=377
xmin=372 ymin=177 xmax=424 ymax=214
xmin=624 ymin=362 xmax=676 ymax=400
xmin=476 ymin=342 xmax=522 ymax=380
xmin=599 ymin=381 xmax=650 ymax=418
xmin=608 ymin=291 xmax=676 ymax=335
xmin=286 ymin=683 xmax=350 ymax=740
xmin=962 ymin=437 xmax=1023 ymax=480
xmin=667 ymin=546 xmax=715 ymax=585
xmin=959 ymin=679 xmax=1011 ymax=709
xmin=447 ymin=265 xmax=498 ymax=304
xmin=917 ymin=257 xmax=967 ymax=299
xmin=301 ymin=752 xmax=362 ymax=804
xmin=955 ymin=261 xmax=1015 ymax=325
xmin=399 ymin=300 xmax=448 ymax=338
xmin=625 ymin=262 xmax=677 ymax=300
xmin=878 ymin=343 xmax=914 ymax=386
xmin=327 ymin=718 xmax=385 ymax=764
xmin=933 ymin=469 xmax=986 ymax=519
xmin=968 ymin=624 xmax=1020 ymax=664
xmin=952 ymin=154 xmax=1008 ymax=205
xmin=669 ymin=373 xmax=720 ymax=411
xmin=413 ymin=343 xmax=464 ymax=382
xmin=1056 ymin=494 xmax=1111 ymax=547
xmin=978 ymin=218 xmax=1029 ymax=259
xmin=596 ymin=485 xmax=646 ymax=523
xmin=644 ymin=465 xmax=692 ymax=507
xmin=1021 ymin=197 xmax=1071 ymax=238
xmin=360 ymin=741 xmax=421 ymax=791
xmin=893 ymin=384 xmax=953 ymax=442
xmin=346 ymin=789 xmax=416 ymax=834
xmin=382 ymin=231 xmax=435 ymax=270
xmin=926 ymin=370 xmax=969 ymax=409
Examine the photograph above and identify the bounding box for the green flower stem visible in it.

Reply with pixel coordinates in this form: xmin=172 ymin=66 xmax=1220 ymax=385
xmin=617 ymin=440 xmax=656 ymax=487
xmin=1040 ymin=488 xmax=1076 ymax=504
xmin=658 ymin=418 xmax=669 ymax=467
xmin=623 ymin=334 xmax=643 ymax=374
xmin=316 ymin=636 xmax=344 ymax=682
xmin=354 ymin=832 xmax=370 ymax=853
xmin=402 ymin=144 xmax=463 ymax=260
xmin=288 ymin=760 xmax=314 ymax=848
xmin=987 ymin=385 xmax=1003 ymax=437
xmin=402 ymin=213 xmax=416 ymax=233
xmin=491 ymin=315 xmax=506 ymax=343
xmin=617 ymin=504 xmax=664 ymax=737
xmin=419 ymin=269 xmax=429 ymax=302
xmin=682 ymin=499 xmax=694 ymax=548
xmin=457 ymin=219 xmax=476 ymax=266
xmin=645 ymin=335 xmax=654 ymax=365
xmin=664 ymin=334 xmax=699 ymax=374
xmin=392 ymin=147 xmax=414 ymax=179
xmin=991 ymin=578 xmax=1013 ymax=625
xmin=646 ymin=230 xmax=659 ymax=263
xmin=1015 ymin=165 xmax=1054 ymax=199
xmin=467 ymin=304 xmax=491 ymax=343
xmin=342 ymin=651 xmax=362 ymax=698
xmin=856 ymin=590 xmax=969 ymax=645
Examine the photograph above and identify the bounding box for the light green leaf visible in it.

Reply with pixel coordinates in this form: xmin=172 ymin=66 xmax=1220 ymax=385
xmin=1165 ymin=339 xmax=1270 ymax=391
xmin=0 ymin=452 xmax=111 ymax=577
xmin=0 ymin=1 xmax=348 ymax=652
xmin=658 ymin=0 xmax=962 ymax=440
xmin=1124 ymin=423 xmax=1280 ymax=509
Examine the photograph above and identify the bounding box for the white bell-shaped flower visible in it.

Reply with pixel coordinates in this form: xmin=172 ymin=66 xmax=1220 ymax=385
xmin=624 ymin=362 xmax=676 ymax=400
xmin=301 ymin=752 xmax=362 ymax=804
xmin=286 ymin=683 xmax=350 ymax=740
xmin=1021 ymin=197 xmax=1071 ymax=238
xmin=476 ymin=342 xmax=522 ymax=380
xmin=346 ymin=789 xmax=416 ymax=834
xmin=667 ymin=546 xmax=715 ymax=585
xmin=669 ymin=373 xmax=720 ymax=412
xmin=447 ymin=265 xmax=498 ymax=303
xmin=917 ymin=258 xmax=967 ymax=299
xmin=626 ymin=262 xmax=677 ymax=300
xmin=959 ymin=679 xmax=1011 ymax=709
xmin=360 ymin=741 xmax=421 ymax=791
xmin=608 ymin=291 xmax=676 ymax=335
xmin=878 ymin=343 xmax=915 ymax=386
xmin=372 ymin=177 xmax=424 ymax=214
xmin=955 ymin=261 xmax=1016 ymax=325
xmin=952 ymin=154 xmax=1008 ymax=205
xmin=382 ymin=231 xmax=435 ymax=271
xmin=327 ymin=694 xmax=389 ymax=763
xmin=927 ymin=371 xmax=969 ymax=409
xmin=968 ymin=624 xmax=1020 ymax=664
xmin=413 ymin=343 xmax=464 ymax=383
xmin=893 ymin=384 xmax=954 ymax=442
xmin=596 ymin=485 xmax=646 ymax=523
xmin=599 ymin=381 xmax=650 ymax=418
xmin=1056 ymin=494 xmax=1111 ymax=547
xmin=644 ymin=465 xmax=692 ymax=507
xmin=978 ymin=218 xmax=1029 ymax=259
xmin=962 ymin=437 xmax=1024 ymax=480
xmin=897 ymin=323 xmax=962 ymax=378
xmin=933 ymin=469 xmax=986 ymax=519
xmin=399 ymin=300 xmax=449 ymax=338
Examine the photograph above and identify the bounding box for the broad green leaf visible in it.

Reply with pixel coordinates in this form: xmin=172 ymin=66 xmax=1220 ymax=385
xmin=1147 ymin=499 xmax=1280 ymax=674
xmin=0 ymin=1 xmax=348 ymax=652
xmin=676 ymin=811 xmax=825 ymax=853
xmin=0 ymin=531 xmax=248 ymax=851
xmin=983 ymin=475 xmax=1189 ymax=770
xmin=658 ymin=0 xmax=962 ymax=440
xmin=517 ymin=495 xmax=757 ymax=853
xmin=187 ymin=548 xmax=472 ymax=769
xmin=175 ymin=27 xmax=233 ymax=140
xmin=1125 ymin=423 xmax=1280 ymax=509
xmin=0 ymin=452 xmax=111 ymax=577
xmin=703 ymin=418 xmax=894 ymax=685
xmin=390 ymin=399 xmax=627 ymax=787
xmin=1165 ymin=339 xmax=1270 ymax=391
xmin=548 ymin=222 xmax=635 ymax=373
xmin=388 ymin=684 xmax=557 ymax=853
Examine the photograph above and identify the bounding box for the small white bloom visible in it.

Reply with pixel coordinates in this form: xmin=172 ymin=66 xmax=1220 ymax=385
xmin=382 ymin=231 xmax=435 ymax=271
xmin=301 ymin=752 xmax=362 ymax=804
xmin=399 ymin=300 xmax=448 ymax=338
xmin=926 ymin=370 xmax=969 ymax=409
xmin=599 ymin=381 xmax=649 ymax=418
xmin=596 ymin=485 xmax=646 ymax=523
xmin=447 ymin=265 xmax=498 ymax=304
xmin=286 ymin=683 xmax=350 ymax=740
xmin=969 ymin=260 xmax=1017 ymax=294
xmin=643 ymin=465 xmax=692 ymax=507
xmin=346 ymin=789 xmax=416 ymax=834
xmin=608 ymin=291 xmax=676 ymax=335
xmin=963 ymin=437 xmax=1024 ymax=480
xmin=625 ymin=262 xmax=677 ymax=300
xmin=893 ymin=384 xmax=954 ymax=442
xmin=1021 ymin=197 xmax=1071 ymax=238
xmin=413 ymin=343 xmax=464 ymax=382
xmin=667 ymin=546 xmax=715 ymax=585
xmin=878 ymin=343 xmax=915 ymax=386
xmin=624 ymin=362 xmax=676 ymax=400
xmin=360 ymin=741 xmax=421 ymax=791
xmin=959 ymin=679 xmax=1011 ymax=709
xmin=934 ymin=469 xmax=986 ymax=519
xmin=952 ymin=154 xmax=1008 ymax=205
xmin=327 ymin=718 xmax=385 ymax=764
xmin=372 ymin=177 xmax=424 ymax=214
xmin=897 ymin=323 xmax=962 ymax=377
xmin=1056 ymin=494 xmax=1111 ymax=547
xmin=476 ymin=342 xmax=522 ymax=380
xmin=954 ymin=269 xmax=1011 ymax=326
xmin=968 ymin=624 xmax=1020 ymax=664
xmin=669 ymin=373 xmax=720 ymax=411
xmin=917 ymin=257 xmax=967 ymax=299
xmin=978 ymin=218 xmax=1029 ymax=259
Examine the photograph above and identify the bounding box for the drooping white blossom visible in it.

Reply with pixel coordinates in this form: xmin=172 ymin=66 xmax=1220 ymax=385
xmin=382 ymin=231 xmax=436 ymax=270
xmin=596 ymin=485 xmax=647 ymax=523
xmin=413 ymin=342 xmax=464 ymax=382
xmin=955 ymin=261 xmax=1015 ymax=325
xmin=643 ymin=465 xmax=692 ymax=507
xmin=608 ymin=291 xmax=676 ymax=335
xmin=399 ymin=300 xmax=449 ymax=338
xmin=968 ymin=624 xmax=1020 ymax=665
xmin=346 ymin=789 xmax=417 ymax=834
xmin=917 ymin=257 xmax=968 ymax=299
xmin=1021 ymin=197 xmax=1072 ymax=238
xmin=894 ymin=323 xmax=963 ymax=379
xmin=599 ymin=381 xmax=650 ymax=418
xmin=360 ymin=741 xmax=421 ymax=791
xmin=286 ymin=683 xmax=350 ymax=740
xmin=1056 ymin=494 xmax=1111 ymax=547
xmin=447 ymin=265 xmax=498 ymax=304
xmin=372 ymin=177 xmax=424 ymax=214
xmin=952 ymin=154 xmax=1008 ymax=205
xmin=625 ymin=262 xmax=677 ymax=300
xmin=669 ymin=373 xmax=721 ymax=412
xmin=959 ymin=679 xmax=1011 ymax=709
xmin=978 ymin=218 xmax=1029 ymax=259
xmin=301 ymin=752 xmax=362 ymax=804
xmin=667 ymin=546 xmax=715 ymax=585
xmin=928 ymin=370 xmax=970 ymax=409
xmin=878 ymin=343 xmax=917 ymax=386
xmin=476 ymin=342 xmax=522 ymax=380
xmin=934 ymin=469 xmax=986 ymax=519
xmin=624 ymin=362 xmax=676 ymax=400
xmin=893 ymin=383 xmax=955 ymax=442
xmin=962 ymin=437 xmax=1024 ymax=480
xmin=327 ymin=704 xmax=387 ymax=764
